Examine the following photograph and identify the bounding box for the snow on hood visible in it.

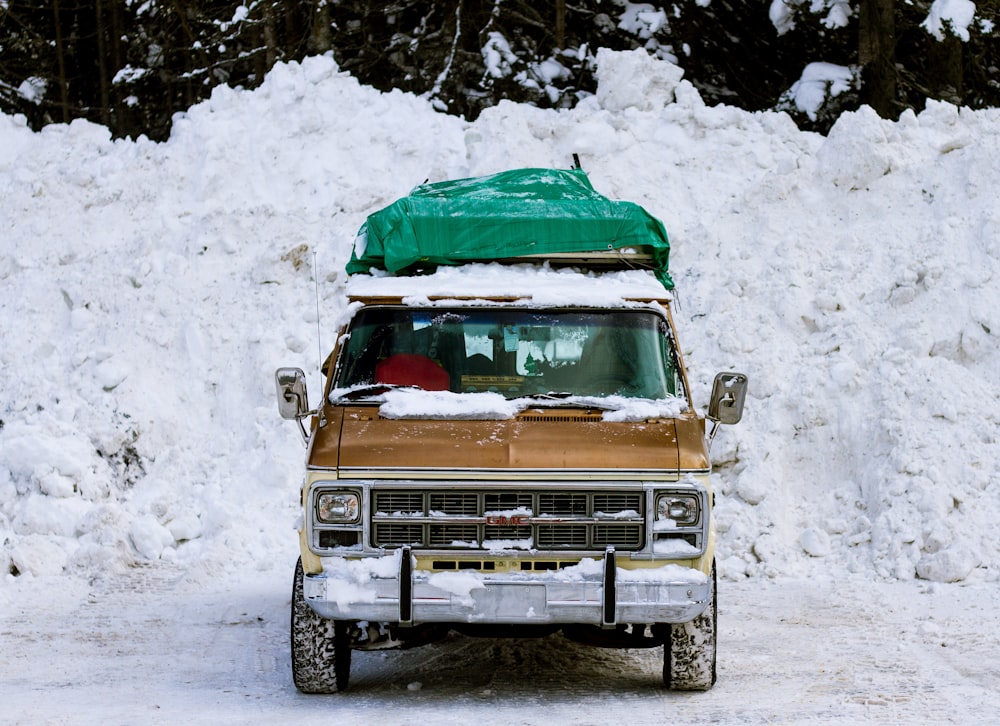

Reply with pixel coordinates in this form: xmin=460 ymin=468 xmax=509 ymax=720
xmin=330 ymin=387 xmax=687 ymax=422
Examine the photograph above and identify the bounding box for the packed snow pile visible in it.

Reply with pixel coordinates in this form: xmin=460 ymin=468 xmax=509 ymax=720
xmin=2 ymin=50 xmax=999 ymax=590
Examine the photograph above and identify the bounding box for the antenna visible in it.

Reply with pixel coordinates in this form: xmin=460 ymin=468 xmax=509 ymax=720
xmin=309 ymin=249 xmax=328 ymax=430
xmin=312 ymin=250 xmax=322 ymax=374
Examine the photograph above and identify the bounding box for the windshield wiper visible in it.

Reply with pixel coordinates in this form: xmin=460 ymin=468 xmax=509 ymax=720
xmin=520 ymin=392 xmax=618 ymax=411
xmin=332 ymin=383 xmax=423 ymax=401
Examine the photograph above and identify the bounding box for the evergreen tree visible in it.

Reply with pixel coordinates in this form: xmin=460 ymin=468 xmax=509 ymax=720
xmin=1 ymin=0 xmax=998 ymax=139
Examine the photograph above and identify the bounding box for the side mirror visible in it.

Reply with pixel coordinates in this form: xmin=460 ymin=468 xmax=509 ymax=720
xmin=708 ymin=372 xmax=748 ymax=425
xmin=275 ymin=367 xmax=309 ymax=420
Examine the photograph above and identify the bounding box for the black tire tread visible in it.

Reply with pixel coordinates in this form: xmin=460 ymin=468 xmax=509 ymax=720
xmin=663 ymin=564 xmax=717 ymax=691
xmin=291 ymin=558 xmax=351 ymax=693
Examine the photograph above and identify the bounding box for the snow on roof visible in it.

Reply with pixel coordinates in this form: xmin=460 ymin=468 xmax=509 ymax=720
xmin=343 ymin=262 xmax=671 ymax=305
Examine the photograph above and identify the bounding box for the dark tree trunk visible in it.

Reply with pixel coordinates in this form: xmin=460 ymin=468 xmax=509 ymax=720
xmin=859 ymin=0 xmax=898 ymax=118
xmin=94 ymin=0 xmax=110 ymax=126
xmin=263 ymin=1 xmax=279 ymax=68
xmin=555 ymin=0 xmax=565 ymax=50
xmin=51 ymin=0 xmax=71 ymax=123
xmin=927 ymin=32 xmax=963 ymax=104
xmin=309 ymin=0 xmax=333 ymax=54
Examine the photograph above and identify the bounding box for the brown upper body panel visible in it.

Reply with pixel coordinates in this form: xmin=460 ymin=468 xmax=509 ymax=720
xmin=308 ymin=405 xmax=709 ymax=472
xmin=309 ymin=296 xmax=709 ymax=474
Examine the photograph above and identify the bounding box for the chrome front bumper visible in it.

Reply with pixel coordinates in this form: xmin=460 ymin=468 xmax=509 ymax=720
xmin=304 ymin=548 xmax=710 ymax=626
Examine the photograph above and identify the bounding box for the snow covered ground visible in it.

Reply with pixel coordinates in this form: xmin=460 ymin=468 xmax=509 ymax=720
xmin=3 ymin=563 xmax=998 ymax=724
xmin=2 ymin=48 xmax=999 ymax=721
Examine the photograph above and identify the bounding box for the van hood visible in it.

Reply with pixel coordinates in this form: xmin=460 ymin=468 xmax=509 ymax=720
xmin=309 ymin=406 xmax=709 ymax=473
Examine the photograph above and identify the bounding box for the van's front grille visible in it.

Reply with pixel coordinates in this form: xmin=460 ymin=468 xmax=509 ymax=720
xmin=371 ymin=488 xmax=644 ymax=551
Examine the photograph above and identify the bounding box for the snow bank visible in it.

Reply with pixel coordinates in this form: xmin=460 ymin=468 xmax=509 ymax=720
xmin=2 ymin=51 xmax=999 ymax=588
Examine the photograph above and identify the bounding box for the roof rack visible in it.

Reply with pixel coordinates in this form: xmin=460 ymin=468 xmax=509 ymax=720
xmin=492 ymin=247 xmax=658 ymax=270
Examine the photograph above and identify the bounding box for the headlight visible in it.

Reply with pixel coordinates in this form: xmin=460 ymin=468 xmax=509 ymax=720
xmin=315 ymin=491 xmax=361 ymax=523
xmin=656 ymin=493 xmax=700 ymax=526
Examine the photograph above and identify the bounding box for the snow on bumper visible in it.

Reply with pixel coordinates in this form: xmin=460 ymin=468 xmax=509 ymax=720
xmin=303 ymin=550 xmax=710 ymax=625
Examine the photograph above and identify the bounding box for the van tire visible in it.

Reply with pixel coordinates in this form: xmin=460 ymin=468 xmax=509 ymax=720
xmin=291 ymin=558 xmax=351 ymax=693
xmin=663 ymin=563 xmax=717 ymax=690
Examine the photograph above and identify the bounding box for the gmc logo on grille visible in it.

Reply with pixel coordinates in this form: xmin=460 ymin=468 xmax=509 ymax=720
xmin=485 ymin=515 xmax=530 ymax=526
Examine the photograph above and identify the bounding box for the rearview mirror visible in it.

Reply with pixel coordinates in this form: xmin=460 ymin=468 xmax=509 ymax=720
xmin=275 ymin=367 xmax=309 ymax=420
xmin=708 ymin=372 xmax=748 ymax=425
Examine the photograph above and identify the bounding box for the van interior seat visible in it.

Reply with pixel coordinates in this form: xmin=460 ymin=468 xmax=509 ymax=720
xmin=375 ymin=353 xmax=451 ymax=391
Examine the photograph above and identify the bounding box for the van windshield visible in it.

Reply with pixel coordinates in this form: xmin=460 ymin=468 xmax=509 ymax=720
xmin=332 ymin=307 xmax=683 ymax=401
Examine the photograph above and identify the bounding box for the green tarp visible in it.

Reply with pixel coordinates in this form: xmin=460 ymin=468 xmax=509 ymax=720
xmin=346 ymin=167 xmax=673 ymax=290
